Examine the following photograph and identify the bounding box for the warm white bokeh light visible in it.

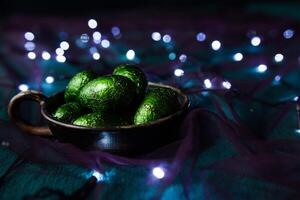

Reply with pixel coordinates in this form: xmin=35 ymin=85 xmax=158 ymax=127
xmin=211 ymin=40 xmax=221 ymax=50
xmin=126 ymin=49 xmax=135 ymax=60
xmin=174 ymin=69 xmax=184 ymax=77
xmin=152 ymin=167 xmax=165 ymax=179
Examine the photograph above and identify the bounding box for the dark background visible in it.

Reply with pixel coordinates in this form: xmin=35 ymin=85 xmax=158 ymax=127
xmin=2 ymin=0 xmax=300 ymax=16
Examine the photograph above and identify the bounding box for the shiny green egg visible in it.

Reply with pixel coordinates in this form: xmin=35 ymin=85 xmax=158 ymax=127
xmin=113 ymin=64 xmax=147 ymax=100
xmin=134 ymin=87 xmax=180 ymax=125
xmin=53 ymin=102 xmax=85 ymax=123
xmin=64 ymin=71 xmax=96 ymax=102
xmin=78 ymin=75 xmax=136 ymax=112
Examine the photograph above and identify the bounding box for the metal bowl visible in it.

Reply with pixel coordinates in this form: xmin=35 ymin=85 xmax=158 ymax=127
xmin=8 ymin=82 xmax=189 ymax=155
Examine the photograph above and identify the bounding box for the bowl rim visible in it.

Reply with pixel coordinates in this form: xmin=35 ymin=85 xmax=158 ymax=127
xmin=41 ymin=82 xmax=190 ymax=132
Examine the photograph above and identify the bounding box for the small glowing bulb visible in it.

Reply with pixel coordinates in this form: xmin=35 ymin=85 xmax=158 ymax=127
xmin=168 ymin=52 xmax=176 ymax=60
xmin=92 ymin=170 xmax=104 ymax=182
xmin=152 ymin=167 xmax=165 ymax=179
xmin=294 ymin=96 xmax=299 ymax=101
xmin=174 ymin=69 xmax=184 ymax=77
xmin=45 ymin=76 xmax=54 ymax=84
xmin=126 ymin=49 xmax=135 ymax=60
xmin=274 ymin=75 xmax=281 ymax=82
xmin=179 ymin=54 xmax=187 ymax=62
xmin=196 ymin=32 xmax=206 ymax=42
xmin=151 ymin=32 xmax=161 ymax=41
xmin=18 ymin=84 xmax=29 ymax=91
xmin=89 ymin=47 xmax=98 ymax=54
xmin=295 ymin=129 xmax=300 ymax=134
xmin=56 ymin=55 xmax=66 ymax=63
xmin=274 ymin=53 xmax=284 ymax=62
xmin=80 ymin=34 xmax=89 ymax=43
xmin=211 ymin=40 xmax=221 ymax=51
xmin=257 ymin=64 xmax=267 ymax=73
xmin=60 ymin=41 xmax=69 ymax=50
xmin=251 ymin=36 xmax=261 ymax=46
xmin=42 ymin=51 xmax=51 ymax=60
xmin=92 ymin=52 xmax=100 ymax=60
xmin=111 ymin=26 xmax=120 ymax=36
xmin=27 ymin=52 xmax=36 ymax=60
xmin=283 ymin=29 xmax=294 ymax=39
xmin=88 ymin=19 xmax=97 ymax=29
xmin=55 ymin=48 xmax=64 ymax=55
xmin=162 ymin=34 xmax=171 ymax=43
xmin=92 ymin=31 xmax=101 ymax=41
xmin=222 ymin=81 xmax=231 ymax=89
xmin=204 ymin=79 xmax=212 ymax=88
xmin=101 ymin=39 xmax=110 ymax=48
xmin=24 ymin=32 xmax=35 ymax=41
xmin=233 ymin=53 xmax=243 ymax=61
xmin=24 ymin=42 xmax=35 ymax=51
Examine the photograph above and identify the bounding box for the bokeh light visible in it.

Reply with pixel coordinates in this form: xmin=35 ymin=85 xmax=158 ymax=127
xmin=24 ymin=42 xmax=36 ymax=51
xmin=162 ymin=34 xmax=171 ymax=43
xmin=80 ymin=34 xmax=89 ymax=43
xmin=126 ymin=49 xmax=135 ymax=60
xmin=101 ymin=39 xmax=110 ymax=48
xmin=274 ymin=53 xmax=284 ymax=62
xmin=204 ymin=79 xmax=212 ymax=88
xmin=283 ymin=29 xmax=294 ymax=39
xmin=18 ymin=84 xmax=29 ymax=91
xmin=168 ymin=52 xmax=176 ymax=60
xmin=233 ymin=53 xmax=243 ymax=61
xmin=251 ymin=36 xmax=261 ymax=46
xmin=93 ymin=52 xmax=100 ymax=60
xmin=93 ymin=31 xmax=102 ymax=41
xmin=257 ymin=64 xmax=268 ymax=73
xmin=274 ymin=75 xmax=281 ymax=82
xmin=55 ymin=48 xmax=64 ymax=55
xmin=151 ymin=32 xmax=161 ymax=41
xmin=179 ymin=54 xmax=187 ymax=62
xmin=89 ymin=47 xmax=98 ymax=54
xmin=56 ymin=55 xmax=66 ymax=63
xmin=92 ymin=170 xmax=104 ymax=182
xmin=152 ymin=167 xmax=165 ymax=179
xmin=88 ymin=19 xmax=97 ymax=29
xmin=42 ymin=51 xmax=51 ymax=60
xmin=24 ymin=32 xmax=34 ymax=41
xmin=174 ymin=69 xmax=184 ymax=77
xmin=222 ymin=81 xmax=232 ymax=89
xmin=111 ymin=26 xmax=121 ymax=36
xmin=27 ymin=52 xmax=36 ymax=60
xmin=196 ymin=32 xmax=206 ymax=42
xmin=211 ymin=40 xmax=221 ymax=50
xmin=60 ymin=41 xmax=69 ymax=50
xmin=45 ymin=76 xmax=55 ymax=84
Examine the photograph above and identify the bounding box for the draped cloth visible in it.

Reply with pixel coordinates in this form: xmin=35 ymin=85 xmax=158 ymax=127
xmin=1 ymin=90 xmax=300 ymax=199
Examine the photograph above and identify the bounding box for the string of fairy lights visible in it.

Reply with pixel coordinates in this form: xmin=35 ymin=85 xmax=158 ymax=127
xmin=19 ymin=18 xmax=296 ymax=95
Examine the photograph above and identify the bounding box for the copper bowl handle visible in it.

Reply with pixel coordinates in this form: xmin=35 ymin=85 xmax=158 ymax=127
xmin=8 ymin=90 xmax=52 ymax=136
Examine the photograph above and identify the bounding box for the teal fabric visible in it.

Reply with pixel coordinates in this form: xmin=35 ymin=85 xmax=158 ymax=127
xmin=0 ymin=147 xmax=92 ymax=200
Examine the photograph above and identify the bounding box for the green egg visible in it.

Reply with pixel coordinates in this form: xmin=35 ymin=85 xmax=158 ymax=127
xmin=73 ymin=112 xmax=131 ymax=128
xmin=53 ymin=102 xmax=85 ymax=123
xmin=78 ymin=75 xmax=136 ymax=112
xmin=64 ymin=71 xmax=96 ymax=102
xmin=113 ymin=64 xmax=147 ymax=99
xmin=134 ymin=87 xmax=180 ymax=125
